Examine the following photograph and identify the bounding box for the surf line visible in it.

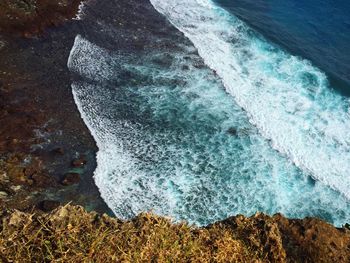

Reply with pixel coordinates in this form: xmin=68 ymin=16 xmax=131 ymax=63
xmin=150 ymin=0 xmax=350 ymax=199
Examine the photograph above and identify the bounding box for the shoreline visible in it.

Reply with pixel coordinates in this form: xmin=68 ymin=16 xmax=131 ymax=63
xmin=0 ymin=1 xmax=111 ymax=214
xmin=0 ymin=1 xmax=350 ymax=262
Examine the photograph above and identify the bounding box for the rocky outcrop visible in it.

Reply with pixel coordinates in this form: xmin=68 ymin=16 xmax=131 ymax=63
xmin=274 ymin=214 xmax=350 ymax=262
xmin=0 ymin=205 xmax=349 ymax=262
xmin=219 ymin=213 xmax=350 ymax=262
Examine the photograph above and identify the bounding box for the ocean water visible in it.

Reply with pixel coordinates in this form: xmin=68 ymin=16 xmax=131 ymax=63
xmin=214 ymin=0 xmax=350 ymax=95
xmin=68 ymin=0 xmax=350 ymax=226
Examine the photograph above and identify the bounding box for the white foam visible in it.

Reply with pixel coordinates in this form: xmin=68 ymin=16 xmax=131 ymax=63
xmin=73 ymin=1 xmax=87 ymax=20
xmin=0 ymin=39 xmax=5 ymax=50
xmin=150 ymin=0 xmax=350 ymax=199
xmin=68 ymin=34 xmax=350 ymax=226
xmin=68 ymin=35 xmax=126 ymax=82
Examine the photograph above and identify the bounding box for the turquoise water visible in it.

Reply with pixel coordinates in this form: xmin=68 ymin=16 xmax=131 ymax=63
xmin=68 ymin=0 xmax=350 ymax=226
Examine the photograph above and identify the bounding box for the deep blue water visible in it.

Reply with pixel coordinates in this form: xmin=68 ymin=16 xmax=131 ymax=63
xmin=215 ymin=0 xmax=350 ymax=95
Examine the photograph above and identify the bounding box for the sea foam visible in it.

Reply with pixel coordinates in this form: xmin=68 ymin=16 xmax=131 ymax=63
xmin=150 ymin=0 xmax=350 ymax=199
xmin=68 ymin=31 xmax=350 ymax=226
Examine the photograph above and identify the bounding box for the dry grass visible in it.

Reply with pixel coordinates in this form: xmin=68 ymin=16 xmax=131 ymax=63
xmin=0 ymin=205 xmax=264 ymax=262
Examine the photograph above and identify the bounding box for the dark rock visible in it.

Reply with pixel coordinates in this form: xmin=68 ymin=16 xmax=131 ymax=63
xmin=0 ymin=0 xmax=82 ymax=36
xmin=44 ymin=127 xmax=53 ymax=133
xmin=39 ymin=200 xmax=60 ymax=212
xmin=31 ymin=173 xmax=54 ymax=188
xmin=71 ymin=157 xmax=87 ymax=167
xmin=52 ymin=147 xmax=64 ymax=155
xmin=193 ymin=62 xmax=206 ymax=69
xmin=227 ymin=127 xmax=237 ymax=136
xmin=182 ymin=65 xmax=189 ymax=70
xmin=61 ymin=173 xmax=80 ymax=186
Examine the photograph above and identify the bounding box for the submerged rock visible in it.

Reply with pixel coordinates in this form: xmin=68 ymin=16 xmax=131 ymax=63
xmin=52 ymin=147 xmax=65 ymax=155
xmin=227 ymin=127 xmax=238 ymax=136
xmin=71 ymin=157 xmax=87 ymax=168
xmin=61 ymin=173 xmax=80 ymax=185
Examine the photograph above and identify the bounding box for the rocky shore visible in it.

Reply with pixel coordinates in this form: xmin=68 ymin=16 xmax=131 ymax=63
xmin=0 ymin=0 xmax=81 ymax=37
xmin=0 ymin=0 xmax=350 ymax=262
xmin=0 ymin=0 xmax=110 ymax=214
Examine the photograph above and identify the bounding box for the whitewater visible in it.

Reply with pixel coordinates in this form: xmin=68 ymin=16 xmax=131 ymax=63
xmin=150 ymin=0 xmax=350 ymax=199
xmin=68 ymin=0 xmax=350 ymax=226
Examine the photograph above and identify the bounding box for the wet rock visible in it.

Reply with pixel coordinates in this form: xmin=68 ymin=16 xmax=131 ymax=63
xmin=8 ymin=166 xmax=27 ymax=185
xmin=227 ymin=127 xmax=237 ymax=136
xmin=0 ymin=0 xmax=81 ymax=36
xmin=193 ymin=62 xmax=206 ymax=69
xmin=24 ymin=161 xmax=41 ymax=177
xmin=61 ymin=173 xmax=80 ymax=186
xmin=52 ymin=147 xmax=64 ymax=155
xmin=71 ymin=157 xmax=87 ymax=167
xmin=39 ymin=200 xmax=60 ymax=212
xmin=31 ymin=173 xmax=54 ymax=188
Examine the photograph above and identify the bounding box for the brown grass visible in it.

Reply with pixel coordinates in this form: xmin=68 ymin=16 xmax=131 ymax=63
xmin=0 ymin=205 xmax=264 ymax=262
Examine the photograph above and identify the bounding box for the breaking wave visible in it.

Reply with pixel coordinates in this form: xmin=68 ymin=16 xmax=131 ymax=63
xmin=150 ymin=0 xmax=350 ymax=199
xmin=68 ymin=0 xmax=350 ymax=226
